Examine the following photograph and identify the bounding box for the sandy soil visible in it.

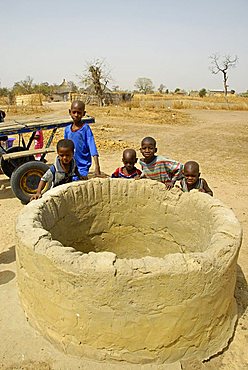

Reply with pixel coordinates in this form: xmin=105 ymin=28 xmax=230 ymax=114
xmin=0 ymin=103 xmax=247 ymax=369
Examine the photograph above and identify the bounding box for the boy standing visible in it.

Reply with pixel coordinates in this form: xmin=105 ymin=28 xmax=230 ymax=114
xmin=64 ymin=100 xmax=101 ymax=179
xmin=180 ymin=161 xmax=213 ymax=196
xmin=111 ymin=149 xmax=142 ymax=179
xmin=139 ymin=137 xmax=183 ymax=189
xmin=30 ymin=139 xmax=80 ymax=200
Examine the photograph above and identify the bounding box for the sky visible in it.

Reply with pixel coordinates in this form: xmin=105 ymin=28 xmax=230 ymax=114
xmin=0 ymin=0 xmax=248 ymax=92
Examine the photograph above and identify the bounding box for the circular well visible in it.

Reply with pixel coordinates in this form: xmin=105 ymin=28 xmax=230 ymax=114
xmin=16 ymin=179 xmax=242 ymax=364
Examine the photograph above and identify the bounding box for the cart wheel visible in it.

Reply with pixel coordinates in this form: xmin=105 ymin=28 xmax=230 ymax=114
xmin=1 ymin=146 xmax=35 ymax=178
xmin=10 ymin=161 xmax=51 ymax=204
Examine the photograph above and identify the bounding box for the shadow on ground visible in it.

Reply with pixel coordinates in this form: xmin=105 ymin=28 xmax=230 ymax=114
xmin=0 ymin=178 xmax=15 ymax=200
xmin=0 ymin=270 xmax=15 ymax=285
xmin=0 ymin=246 xmax=16 ymax=264
xmin=235 ymin=264 xmax=248 ymax=317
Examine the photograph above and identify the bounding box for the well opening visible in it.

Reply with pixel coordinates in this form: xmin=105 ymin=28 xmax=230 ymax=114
xmin=40 ymin=180 xmax=213 ymax=259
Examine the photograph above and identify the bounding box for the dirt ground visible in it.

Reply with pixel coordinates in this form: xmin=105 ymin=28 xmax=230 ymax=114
xmin=0 ymin=103 xmax=247 ymax=369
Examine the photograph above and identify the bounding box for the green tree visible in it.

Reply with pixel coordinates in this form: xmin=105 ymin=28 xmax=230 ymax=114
xmin=199 ymin=88 xmax=207 ymax=98
xmin=12 ymin=76 xmax=34 ymax=95
xmin=0 ymin=87 xmax=9 ymax=97
xmin=33 ymin=82 xmax=56 ymax=96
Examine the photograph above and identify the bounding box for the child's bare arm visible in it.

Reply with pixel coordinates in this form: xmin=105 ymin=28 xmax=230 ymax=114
xmin=169 ymin=161 xmax=184 ymax=184
xmin=93 ymin=155 xmax=101 ymax=176
xmin=201 ymin=179 xmax=213 ymax=196
xmin=137 ymin=173 xmax=148 ymax=180
xmin=30 ymin=180 xmax=47 ymax=201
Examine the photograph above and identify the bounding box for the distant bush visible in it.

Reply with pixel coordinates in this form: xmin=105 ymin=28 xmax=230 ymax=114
xmin=239 ymin=91 xmax=248 ymax=98
xmin=0 ymin=87 xmax=9 ymax=97
xmin=199 ymin=88 xmax=207 ymax=98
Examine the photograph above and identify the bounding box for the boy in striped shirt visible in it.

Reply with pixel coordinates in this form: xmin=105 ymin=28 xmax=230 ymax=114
xmin=139 ymin=137 xmax=183 ymax=189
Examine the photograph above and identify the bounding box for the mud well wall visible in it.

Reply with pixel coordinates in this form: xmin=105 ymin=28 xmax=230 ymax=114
xmin=16 ymin=179 xmax=242 ymax=364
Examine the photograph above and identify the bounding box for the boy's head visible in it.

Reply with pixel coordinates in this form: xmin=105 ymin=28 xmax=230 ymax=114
xmin=140 ymin=137 xmax=157 ymax=163
xmin=69 ymin=100 xmax=86 ymax=125
xmin=122 ymin=149 xmax=137 ymax=173
xmin=57 ymin=139 xmax=74 ymax=165
xmin=183 ymin=161 xmax=200 ymax=185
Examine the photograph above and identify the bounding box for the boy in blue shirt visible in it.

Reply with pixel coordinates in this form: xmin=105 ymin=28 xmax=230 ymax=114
xmin=64 ymin=100 xmax=101 ymax=179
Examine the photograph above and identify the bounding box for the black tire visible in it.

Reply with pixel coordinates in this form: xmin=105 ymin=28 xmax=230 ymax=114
xmin=10 ymin=161 xmax=51 ymax=204
xmin=1 ymin=146 xmax=35 ymax=178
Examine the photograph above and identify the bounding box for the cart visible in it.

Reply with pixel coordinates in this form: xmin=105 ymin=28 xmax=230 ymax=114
xmin=0 ymin=117 xmax=95 ymax=204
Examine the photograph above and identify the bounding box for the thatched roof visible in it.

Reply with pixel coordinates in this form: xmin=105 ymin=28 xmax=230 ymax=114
xmin=55 ymin=79 xmax=71 ymax=94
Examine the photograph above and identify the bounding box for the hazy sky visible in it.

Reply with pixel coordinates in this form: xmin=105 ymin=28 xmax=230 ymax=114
xmin=1 ymin=0 xmax=247 ymax=92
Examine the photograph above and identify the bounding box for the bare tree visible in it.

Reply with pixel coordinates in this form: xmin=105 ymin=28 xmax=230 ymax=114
xmin=80 ymin=59 xmax=111 ymax=106
xmin=112 ymin=85 xmax=119 ymax=92
xmin=66 ymin=81 xmax=78 ymax=93
xmin=209 ymin=54 xmax=238 ymax=96
xmin=135 ymin=78 xmax=154 ymax=94
xmin=158 ymin=84 xmax=166 ymax=94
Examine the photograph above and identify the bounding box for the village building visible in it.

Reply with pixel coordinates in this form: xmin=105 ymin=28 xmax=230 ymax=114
xmin=50 ymin=79 xmax=72 ymax=102
xmin=15 ymin=94 xmax=43 ymax=106
xmin=70 ymin=84 xmax=133 ymax=106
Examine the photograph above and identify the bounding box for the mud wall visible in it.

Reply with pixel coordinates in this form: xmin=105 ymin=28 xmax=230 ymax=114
xmin=15 ymin=179 xmax=242 ymax=364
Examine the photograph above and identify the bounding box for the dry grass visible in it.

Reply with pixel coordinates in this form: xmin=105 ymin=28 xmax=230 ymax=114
xmin=200 ymin=95 xmax=248 ymax=103
xmin=132 ymin=94 xmax=248 ymax=111
xmin=6 ymin=101 xmax=191 ymax=153
xmin=200 ymin=102 xmax=248 ymax=111
xmin=92 ymin=138 xmax=131 ymax=152
xmin=2 ymin=104 xmax=52 ymax=115
xmin=172 ymin=101 xmax=192 ymax=109
xmin=24 ymin=123 xmax=132 ymax=153
xmin=6 ymin=93 xmax=248 ymax=154
xmin=171 ymin=100 xmax=248 ymax=111
xmin=134 ymin=93 xmax=248 ymax=102
xmin=0 ymin=97 xmax=9 ymax=105
xmin=88 ymin=105 xmax=190 ymax=125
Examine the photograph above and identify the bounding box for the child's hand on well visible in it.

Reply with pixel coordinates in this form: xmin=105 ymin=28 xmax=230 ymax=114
xmin=94 ymin=172 xmax=101 ymax=177
xmin=30 ymin=193 xmax=42 ymax=201
xmin=93 ymin=172 xmax=109 ymax=178
xmin=164 ymin=181 xmax=174 ymax=190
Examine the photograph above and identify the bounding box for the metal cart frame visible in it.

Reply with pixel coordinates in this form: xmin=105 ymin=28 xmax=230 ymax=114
xmin=0 ymin=117 xmax=95 ymax=203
